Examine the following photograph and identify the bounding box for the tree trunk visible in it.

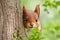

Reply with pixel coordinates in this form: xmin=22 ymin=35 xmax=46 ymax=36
xmin=0 ymin=0 xmax=27 ymax=40
xmin=0 ymin=2 xmax=3 ymax=40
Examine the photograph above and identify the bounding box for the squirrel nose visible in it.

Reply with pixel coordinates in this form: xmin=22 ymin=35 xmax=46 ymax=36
xmin=30 ymin=23 xmax=36 ymax=28
xmin=30 ymin=24 xmax=33 ymax=27
xmin=28 ymin=23 xmax=33 ymax=28
xmin=29 ymin=24 xmax=33 ymax=28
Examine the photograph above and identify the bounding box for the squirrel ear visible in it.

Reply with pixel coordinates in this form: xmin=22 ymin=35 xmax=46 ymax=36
xmin=23 ymin=5 xmax=27 ymax=14
xmin=34 ymin=5 xmax=40 ymax=16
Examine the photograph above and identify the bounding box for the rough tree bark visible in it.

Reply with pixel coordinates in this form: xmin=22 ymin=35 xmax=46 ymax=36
xmin=0 ymin=2 xmax=3 ymax=40
xmin=0 ymin=0 xmax=27 ymax=40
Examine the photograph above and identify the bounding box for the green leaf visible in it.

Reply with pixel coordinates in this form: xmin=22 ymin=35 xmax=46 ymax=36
xmin=56 ymin=1 xmax=60 ymax=6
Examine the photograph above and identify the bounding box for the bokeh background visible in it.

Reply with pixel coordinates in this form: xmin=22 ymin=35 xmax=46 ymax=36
xmin=21 ymin=0 xmax=60 ymax=40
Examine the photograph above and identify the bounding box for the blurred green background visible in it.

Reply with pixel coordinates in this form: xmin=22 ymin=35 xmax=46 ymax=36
xmin=21 ymin=0 xmax=60 ymax=40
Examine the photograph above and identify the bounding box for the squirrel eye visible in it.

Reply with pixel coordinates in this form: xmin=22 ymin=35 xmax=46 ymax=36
xmin=36 ymin=19 xmax=38 ymax=22
xmin=25 ymin=19 xmax=28 ymax=21
xmin=23 ymin=18 xmax=28 ymax=22
xmin=23 ymin=16 xmax=28 ymax=22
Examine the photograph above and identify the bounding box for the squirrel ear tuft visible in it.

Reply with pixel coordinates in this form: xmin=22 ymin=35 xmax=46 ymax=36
xmin=34 ymin=5 xmax=40 ymax=16
xmin=23 ymin=5 xmax=27 ymax=14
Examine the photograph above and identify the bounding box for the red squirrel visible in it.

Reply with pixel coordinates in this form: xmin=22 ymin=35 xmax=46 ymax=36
xmin=23 ymin=5 xmax=42 ymax=32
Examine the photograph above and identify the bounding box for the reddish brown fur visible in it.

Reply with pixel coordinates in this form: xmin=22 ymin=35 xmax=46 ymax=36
xmin=23 ymin=5 xmax=42 ymax=32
